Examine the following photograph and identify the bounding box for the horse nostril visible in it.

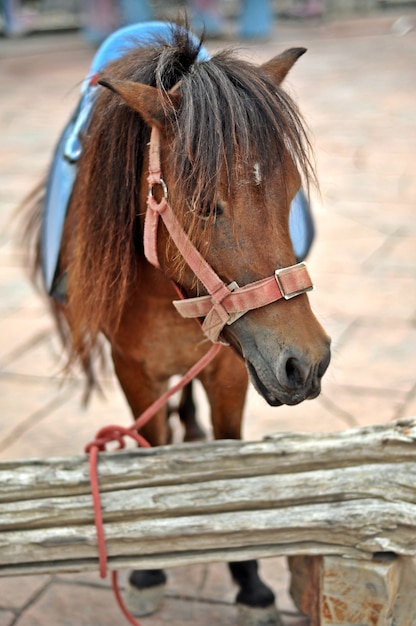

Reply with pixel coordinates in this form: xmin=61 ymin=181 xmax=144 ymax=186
xmin=285 ymin=356 xmax=308 ymax=388
xmin=278 ymin=343 xmax=331 ymax=396
xmin=318 ymin=344 xmax=331 ymax=377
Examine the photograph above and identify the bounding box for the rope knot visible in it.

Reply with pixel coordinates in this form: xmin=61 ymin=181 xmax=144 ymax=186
xmin=85 ymin=425 xmax=150 ymax=455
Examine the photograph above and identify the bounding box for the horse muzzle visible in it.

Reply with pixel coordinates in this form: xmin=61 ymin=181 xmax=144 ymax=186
xmin=241 ymin=335 xmax=331 ymax=407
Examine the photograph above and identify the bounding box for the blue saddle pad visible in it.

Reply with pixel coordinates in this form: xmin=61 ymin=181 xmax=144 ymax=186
xmin=41 ymin=22 xmax=314 ymax=297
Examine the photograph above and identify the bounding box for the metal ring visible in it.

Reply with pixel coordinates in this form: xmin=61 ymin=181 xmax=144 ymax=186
xmin=148 ymin=178 xmax=168 ymax=200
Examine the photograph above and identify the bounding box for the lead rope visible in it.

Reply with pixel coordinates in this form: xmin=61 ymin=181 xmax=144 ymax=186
xmin=85 ymin=122 xmax=224 ymax=625
xmin=85 ymin=342 xmax=222 ymax=625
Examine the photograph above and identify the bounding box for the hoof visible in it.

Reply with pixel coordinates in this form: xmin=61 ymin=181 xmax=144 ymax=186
xmin=237 ymin=602 xmax=283 ymax=626
xmin=124 ymin=582 xmax=165 ymax=617
xmin=183 ymin=431 xmax=206 ymax=443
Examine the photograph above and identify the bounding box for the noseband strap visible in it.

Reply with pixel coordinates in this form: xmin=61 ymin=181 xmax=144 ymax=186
xmin=144 ymin=127 xmax=313 ymax=343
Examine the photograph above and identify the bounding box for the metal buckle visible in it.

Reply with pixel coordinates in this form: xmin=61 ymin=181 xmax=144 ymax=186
xmin=227 ymin=281 xmax=239 ymax=292
xmin=226 ymin=281 xmax=246 ymax=325
xmin=274 ymin=262 xmax=313 ymax=300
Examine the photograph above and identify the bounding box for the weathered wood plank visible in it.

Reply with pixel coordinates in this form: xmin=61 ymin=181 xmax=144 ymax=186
xmin=0 ymin=419 xmax=414 ymax=577
xmin=2 ymin=499 xmax=416 ymax=563
xmin=1 ymin=419 xmax=414 ymax=501
xmin=1 ymin=462 xmax=415 ymax=530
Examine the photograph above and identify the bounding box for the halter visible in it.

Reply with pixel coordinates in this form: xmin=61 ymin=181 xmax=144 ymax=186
xmin=144 ymin=126 xmax=313 ymax=343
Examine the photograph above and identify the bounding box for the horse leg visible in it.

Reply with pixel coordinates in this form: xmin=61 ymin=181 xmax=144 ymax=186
xmin=198 ymin=348 xmax=247 ymax=440
xmin=199 ymin=349 xmax=281 ymax=626
xmin=177 ymin=381 xmax=206 ymax=441
xmin=229 ymin=561 xmax=282 ymax=626
xmin=111 ymin=348 xmax=168 ymax=616
xmin=112 ymin=347 xmax=170 ymax=446
xmin=126 ymin=569 xmax=167 ymax=617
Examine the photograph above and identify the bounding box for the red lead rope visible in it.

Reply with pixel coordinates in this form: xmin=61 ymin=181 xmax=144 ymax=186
xmin=85 ymin=124 xmax=222 ymax=622
xmin=85 ymin=342 xmax=222 ymax=625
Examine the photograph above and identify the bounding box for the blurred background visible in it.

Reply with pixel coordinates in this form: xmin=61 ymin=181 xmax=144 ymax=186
xmin=2 ymin=0 xmax=416 ymax=38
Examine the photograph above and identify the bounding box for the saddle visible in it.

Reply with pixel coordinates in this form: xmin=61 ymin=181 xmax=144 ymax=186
xmin=41 ymin=22 xmax=314 ymax=299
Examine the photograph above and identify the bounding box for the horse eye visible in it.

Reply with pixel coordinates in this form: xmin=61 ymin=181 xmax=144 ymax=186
xmin=212 ymin=201 xmax=225 ymax=217
xmin=200 ymin=201 xmax=224 ymax=219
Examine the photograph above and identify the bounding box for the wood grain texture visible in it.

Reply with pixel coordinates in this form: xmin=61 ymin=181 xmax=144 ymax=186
xmin=0 ymin=419 xmax=414 ymax=576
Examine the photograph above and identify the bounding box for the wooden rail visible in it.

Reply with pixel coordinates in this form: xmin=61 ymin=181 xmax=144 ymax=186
xmin=1 ymin=419 xmax=415 ymax=578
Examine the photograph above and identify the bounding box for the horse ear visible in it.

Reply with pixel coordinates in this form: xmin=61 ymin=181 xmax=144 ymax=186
xmin=98 ymin=78 xmax=181 ymax=128
xmin=260 ymin=47 xmax=307 ymax=84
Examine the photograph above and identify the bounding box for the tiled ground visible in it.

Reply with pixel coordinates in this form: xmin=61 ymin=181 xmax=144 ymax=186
xmin=0 ymin=9 xmax=415 ymax=626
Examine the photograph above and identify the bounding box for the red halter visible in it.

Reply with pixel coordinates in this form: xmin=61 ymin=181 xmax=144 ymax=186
xmin=144 ymin=126 xmax=313 ymax=343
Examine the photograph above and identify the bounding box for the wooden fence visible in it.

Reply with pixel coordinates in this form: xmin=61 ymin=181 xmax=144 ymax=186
xmin=1 ymin=418 xmax=415 ymax=624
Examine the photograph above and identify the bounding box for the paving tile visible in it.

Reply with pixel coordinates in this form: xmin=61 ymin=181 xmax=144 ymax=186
xmin=162 ymin=561 xmax=235 ymax=605
xmin=0 ymin=380 xmax=130 ymax=460
xmin=310 ymin=197 xmax=388 ymax=239
xmin=311 ymin=232 xmax=388 ymax=275
xmin=0 ymin=176 xmax=45 ymax=206
xmin=331 ymin=320 xmax=416 ymax=394
xmin=0 ymin=610 xmax=15 ymax=626
xmin=322 ymin=170 xmax=415 ymax=205
xmin=0 ymin=330 xmax=70 ymax=379
xmin=0 ymin=267 xmax=35 ymax=313
xmin=311 ymin=272 xmax=416 ymax=321
xmin=283 ymin=616 xmax=309 ymax=626
xmin=0 ymin=238 xmax=26 ymax=269
xmin=56 ymin=562 xmax=305 ymax=625
xmin=327 ymin=200 xmax=416 ymax=235
xmin=56 ymin=571 xmax=112 ymax=589
xmin=134 ymin=596 xmax=237 ymax=626
xmin=401 ymin=389 xmax=416 ymax=419
xmin=366 ymin=233 xmax=416 ymax=277
xmin=320 ymin=383 xmax=405 ymax=427
xmin=307 ymin=203 xmax=389 ymax=272
xmin=164 ymin=558 xmax=295 ymax=610
xmin=13 ymin=580 xmax=237 ymax=626
xmin=0 ymin=377 xmax=74 ymax=459
xmin=0 ymin=308 xmax=54 ymax=366
xmin=0 ymin=319 xmax=112 ymax=384
xmin=0 ymin=575 xmax=50 ymax=611
xmin=244 ymin=384 xmax=352 ymax=440
xmin=14 ymin=581 xmax=122 ymax=626
xmin=0 ymin=201 xmax=18 ymax=233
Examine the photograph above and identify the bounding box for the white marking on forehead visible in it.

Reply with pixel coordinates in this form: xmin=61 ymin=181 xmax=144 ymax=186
xmin=253 ymin=162 xmax=262 ymax=185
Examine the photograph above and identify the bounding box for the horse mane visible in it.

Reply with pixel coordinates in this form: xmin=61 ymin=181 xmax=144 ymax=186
xmin=37 ymin=22 xmax=316 ymax=373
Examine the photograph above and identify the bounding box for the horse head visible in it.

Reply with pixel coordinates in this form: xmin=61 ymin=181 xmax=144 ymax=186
xmin=95 ymin=44 xmax=330 ymax=407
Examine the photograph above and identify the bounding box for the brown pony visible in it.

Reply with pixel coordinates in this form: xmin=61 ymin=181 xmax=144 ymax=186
xmin=25 ymin=23 xmax=330 ymax=626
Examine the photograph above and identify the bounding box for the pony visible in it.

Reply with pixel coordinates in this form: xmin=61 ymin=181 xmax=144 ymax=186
xmin=24 ymin=20 xmax=330 ymax=626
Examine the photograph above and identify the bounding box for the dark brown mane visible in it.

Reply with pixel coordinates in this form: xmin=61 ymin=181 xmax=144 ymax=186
xmin=38 ymin=24 xmax=316 ymax=369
